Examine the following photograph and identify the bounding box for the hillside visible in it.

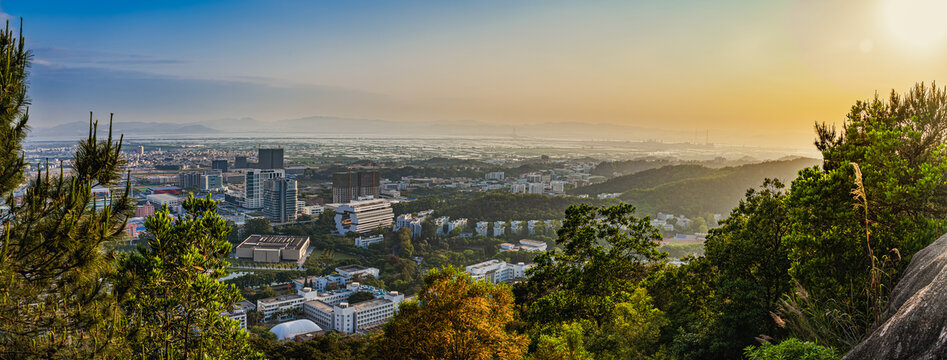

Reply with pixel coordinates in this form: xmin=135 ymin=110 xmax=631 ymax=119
xmin=620 ymin=157 xmax=820 ymax=216
xmin=571 ymin=164 xmax=718 ymax=196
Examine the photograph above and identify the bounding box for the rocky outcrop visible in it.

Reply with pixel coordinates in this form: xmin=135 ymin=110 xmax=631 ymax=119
xmin=843 ymin=233 xmax=947 ymax=360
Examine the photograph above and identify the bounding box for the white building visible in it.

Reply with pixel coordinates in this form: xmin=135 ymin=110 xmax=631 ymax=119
xmin=485 ymin=171 xmax=505 ymax=181
xmin=334 ymin=198 xmax=394 ymax=235
xmin=447 ymin=218 xmax=467 ymax=234
xmin=146 ymin=193 xmax=182 ymax=212
xmin=511 ymin=220 xmax=524 ymax=235
xmin=527 ymin=183 xmax=544 ymax=194
xmin=550 ymin=180 xmax=567 ymax=193
xmin=257 ymin=294 xmax=306 ymax=322
xmin=527 ymin=220 xmax=541 ymax=235
xmin=519 ymin=239 xmax=547 ymax=252
xmin=510 ymin=183 xmax=527 ymax=194
xmin=475 ymin=221 xmax=489 ymax=236
xmin=354 ymin=234 xmax=384 ymax=248
xmin=269 ymin=319 xmax=322 ymax=340
xmin=465 ymin=260 xmax=533 ymax=284
xmin=335 ymin=265 xmax=380 ymax=279
xmin=221 ymin=308 xmax=248 ymax=331
xmin=300 ymin=205 xmax=324 ymax=216
xmin=301 ymin=283 xmax=405 ymax=334
xmin=244 ymin=169 xmax=285 ymax=209
xmin=493 ymin=221 xmax=506 ymax=236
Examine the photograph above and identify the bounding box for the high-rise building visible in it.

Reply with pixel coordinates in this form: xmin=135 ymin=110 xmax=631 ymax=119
xmin=332 ymin=171 xmax=380 ymax=203
xmin=178 ymin=172 xmax=201 ymax=189
xmin=234 ymin=156 xmax=248 ymax=169
xmin=212 ymin=159 xmax=229 ymax=172
xmin=200 ymin=171 xmax=224 ymax=192
xmin=264 ymin=177 xmax=297 ymax=223
xmin=244 ymin=169 xmax=285 ymax=209
xmin=259 ymin=148 xmax=284 ymax=169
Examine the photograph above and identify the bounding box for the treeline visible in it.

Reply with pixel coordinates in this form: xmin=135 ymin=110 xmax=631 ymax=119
xmin=589 ymin=158 xmax=674 ymax=177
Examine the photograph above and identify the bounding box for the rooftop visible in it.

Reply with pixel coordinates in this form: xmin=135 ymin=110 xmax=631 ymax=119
xmin=237 ymin=234 xmax=309 ymax=251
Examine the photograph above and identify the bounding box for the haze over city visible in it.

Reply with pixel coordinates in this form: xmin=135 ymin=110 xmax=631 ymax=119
xmin=8 ymin=0 xmax=947 ymax=148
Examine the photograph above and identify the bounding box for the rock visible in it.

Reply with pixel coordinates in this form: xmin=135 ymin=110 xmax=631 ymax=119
xmin=842 ymin=233 xmax=947 ymax=360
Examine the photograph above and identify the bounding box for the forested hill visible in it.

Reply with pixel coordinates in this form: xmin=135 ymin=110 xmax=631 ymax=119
xmin=572 ymin=164 xmax=718 ymax=196
xmin=619 ymin=157 xmax=820 ymax=216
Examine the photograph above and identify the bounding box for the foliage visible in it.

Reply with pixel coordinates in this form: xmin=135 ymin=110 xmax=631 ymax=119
xmin=0 ymin=115 xmax=132 ymax=357
xmin=573 ymin=164 xmax=715 ymax=196
xmin=521 ymin=203 xmax=665 ymax=339
xmin=785 ymin=83 xmax=947 ymax=346
xmin=589 ymin=158 xmax=673 ymax=177
xmin=243 ymin=217 xmax=273 ymax=237
xmin=250 ymin=332 xmax=374 ymax=360
xmin=375 ymin=266 xmax=528 ymax=360
xmin=346 ymin=291 xmax=376 ymax=304
xmin=114 ymin=195 xmax=261 ymax=359
xmin=532 ymin=322 xmax=594 ymax=360
xmin=620 ymin=158 xmax=819 ymax=216
xmin=743 ymin=338 xmax=839 ymax=360
xmin=698 ymin=179 xmax=791 ymax=357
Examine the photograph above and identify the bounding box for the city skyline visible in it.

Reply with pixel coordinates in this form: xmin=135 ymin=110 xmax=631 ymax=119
xmin=7 ymin=0 xmax=947 ymax=147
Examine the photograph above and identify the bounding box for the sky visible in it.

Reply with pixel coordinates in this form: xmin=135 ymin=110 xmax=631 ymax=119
xmin=5 ymin=0 xmax=947 ymax=147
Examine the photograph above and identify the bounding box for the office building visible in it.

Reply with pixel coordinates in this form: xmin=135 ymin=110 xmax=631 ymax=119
xmin=259 ymin=148 xmax=284 ymax=169
xmin=135 ymin=202 xmax=155 ymax=218
xmin=336 ymin=265 xmax=380 ymax=279
xmin=146 ymin=194 xmax=182 ymax=211
xmin=301 ymin=283 xmax=404 ymax=334
xmin=244 ymin=169 xmax=284 ymax=209
xmin=234 ymin=156 xmax=248 ymax=169
xmin=354 ymin=235 xmax=384 ymax=248
xmin=200 ymin=171 xmax=224 ymax=192
xmin=465 ymin=260 xmax=533 ymax=284
xmin=332 ymin=171 xmax=380 ymax=203
xmin=263 ymin=177 xmax=297 ymax=223
xmin=212 ymin=159 xmax=229 ymax=172
xmin=178 ymin=172 xmax=201 ymax=189
xmin=235 ymin=234 xmax=310 ymax=263
xmin=334 ymin=198 xmax=394 ymax=235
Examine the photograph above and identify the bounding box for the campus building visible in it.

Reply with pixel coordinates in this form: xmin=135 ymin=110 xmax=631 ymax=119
xmin=333 ymin=198 xmax=394 ymax=235
xmin=235 ymin=234 xmax=310 ymax=263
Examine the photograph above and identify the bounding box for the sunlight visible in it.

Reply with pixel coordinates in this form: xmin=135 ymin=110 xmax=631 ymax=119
xmin=883 ymin=0 xmax=947 ymax=49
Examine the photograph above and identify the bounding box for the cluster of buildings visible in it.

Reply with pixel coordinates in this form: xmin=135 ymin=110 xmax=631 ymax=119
xmin=475 ymin=219 xmax=560 ymax=237
xmin=254 ymin=265 xmax=404 ymax=336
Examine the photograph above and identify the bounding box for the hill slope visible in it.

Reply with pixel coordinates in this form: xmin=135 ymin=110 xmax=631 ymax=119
xmin=620 ymin=158 xmax=820 ymax=216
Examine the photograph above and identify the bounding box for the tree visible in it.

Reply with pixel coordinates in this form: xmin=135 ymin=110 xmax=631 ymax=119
xmin=0 ymin=114 xmax=131 ymax=358
xmin=114 ymin=195 xmax=261 ymax=359
xmin=700 ymin=179 xmax=791 ymax=357
xmin=0 ymin=21 xmax=132 ymax=355
xmin=397 ymin=227 xmax=414 ymax=258
xmin=785 ymin=83 xmax=947 ymax=344
xmin=242 ymin=217 xmax=273 ymax=237
xmin=375 ymin=266 xmax=527 ymax=360
xmin=743 ymin=338 xmax=839 ymax=360
xmin=521 ymin=203 xmax=665 ymax=329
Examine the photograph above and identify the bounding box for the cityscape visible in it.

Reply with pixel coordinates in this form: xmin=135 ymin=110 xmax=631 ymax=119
xmin=4 ymin=1 xmax=947 ymax=359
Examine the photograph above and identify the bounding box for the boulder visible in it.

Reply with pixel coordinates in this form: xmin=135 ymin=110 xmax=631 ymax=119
xmin=842 ymin=233 xmax=947 ymax=360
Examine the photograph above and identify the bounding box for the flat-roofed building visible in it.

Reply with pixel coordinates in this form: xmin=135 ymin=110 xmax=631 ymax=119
xmin=235 ymin=235 xmax=310 ymax=263
xmin=334 ymin=198 xmax=394 ymax=235
xmin=336 ymin=264 xmax=380 ymax=279
xmin=519 ymin=239 xmax=548 ymax=252
xmin=301 ymin=283 xmax=404 ymax=334
xmin=257 ymin=294 xmax=306 ymax=322
xmin=465 ymin=260 xmax=533 ymax=284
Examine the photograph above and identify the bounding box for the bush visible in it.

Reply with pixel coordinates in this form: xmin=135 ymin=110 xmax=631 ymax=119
xmin=744 ymin=338 xmax=839 ymax=360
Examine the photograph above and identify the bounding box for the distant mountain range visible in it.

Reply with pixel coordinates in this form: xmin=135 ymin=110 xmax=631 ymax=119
xmin=31 ymin=115 xmax=707 ymax=142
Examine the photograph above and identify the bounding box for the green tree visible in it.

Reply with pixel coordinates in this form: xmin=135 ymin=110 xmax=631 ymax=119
xmin=376 ymin=266 xmax=527 ymax=360
xmin=114 ymin=195 xmax=261 ymax=359
xmin=744 ymin=338 xmax=839 ymax=360
xmin=785 ymin=83 xmax=947 ymax=344
xmin=397 ymin=227 xmax=414 ymax=258
xmin=0 ymin=114 xmax=132 ymax=357
xmin=700 ymin=179 xmax=791 ymax=357
xmin=521 ymin=203 xmax=665 ymax=329
xmin=242 ymin=217 xmax=273 ymax=237
xmin=0 ymin=23 xmax=132 ymax=356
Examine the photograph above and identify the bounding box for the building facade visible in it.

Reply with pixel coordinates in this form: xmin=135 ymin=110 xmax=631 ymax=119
xmin=333 ymin=198 xmax=394 ymax=235
xmin=258 ymin=148 xmax=284 ymax=169
xmin=332 ymin=171 xmax=380 ymax=203
xmin=244 ymin=169 xmax=285 ymax=209
xmin=263 ymin=177 xmax=297 ymax=223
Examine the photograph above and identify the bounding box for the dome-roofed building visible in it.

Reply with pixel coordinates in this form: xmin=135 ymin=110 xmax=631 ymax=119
xmin=269 ymin=319 xmax=322 ymax=340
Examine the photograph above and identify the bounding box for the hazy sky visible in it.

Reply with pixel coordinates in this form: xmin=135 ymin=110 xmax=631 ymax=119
xmin=6 ymin=0 xmax=947 ymax=147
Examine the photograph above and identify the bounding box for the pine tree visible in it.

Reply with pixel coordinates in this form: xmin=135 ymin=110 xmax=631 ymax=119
xmin=114 ymin=195 xmax=262 ymax=359
xmin=0 ymin=17 xmax=135 ymax=360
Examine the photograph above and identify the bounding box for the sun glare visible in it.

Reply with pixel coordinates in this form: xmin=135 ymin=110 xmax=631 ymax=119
xmin=883 ymin=0 xmax=947 ymax=49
